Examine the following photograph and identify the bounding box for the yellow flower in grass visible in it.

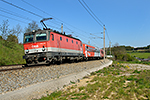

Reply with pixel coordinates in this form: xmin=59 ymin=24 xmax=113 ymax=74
xmin=126 ymin=65 xmax=130 ymax=69
xmin=117 ymin=63 xmax=119 ymax=65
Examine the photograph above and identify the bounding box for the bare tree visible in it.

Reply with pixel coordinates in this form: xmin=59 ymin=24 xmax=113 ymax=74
xmin=25 ymin=21 xmax=40 ymax=33
xmin=114 ymin=42 xmax=119 ymax=47
xmin=9 ymin=24 xmax=22 ymax=43
xmin=0 ymin=20 xmax=9 ymax=40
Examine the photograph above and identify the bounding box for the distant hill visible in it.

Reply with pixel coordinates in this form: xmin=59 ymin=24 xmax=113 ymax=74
xmin=0 ymin=39 xmax=26 ymax=65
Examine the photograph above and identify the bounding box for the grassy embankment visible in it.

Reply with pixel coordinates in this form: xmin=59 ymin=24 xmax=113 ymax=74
xmin=38 ymin=62 xmax=150 ymax=100
xmin=128 ymin=52 xmax=150 ymax=59
xmin=0 ymin=39 xmax=25 ymax=65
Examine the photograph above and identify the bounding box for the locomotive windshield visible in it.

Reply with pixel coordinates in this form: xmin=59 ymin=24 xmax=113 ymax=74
xmin=24 ymin=32 xmax=47 ymax=43
xmin=36 ymin=33 xmax=47 ymax=41
xmin=24 ymin=34 xmax=34 ymax=43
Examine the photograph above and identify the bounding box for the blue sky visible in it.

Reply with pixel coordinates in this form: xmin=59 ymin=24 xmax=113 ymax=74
xmin=0 ymin=0 xmax=150 ymax=48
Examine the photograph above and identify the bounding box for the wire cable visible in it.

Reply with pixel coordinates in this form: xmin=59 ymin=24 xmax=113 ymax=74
xmin=105 ymin=29 xmax=111 ymax=42
xmin=21 ymin=0 xmax=93 ymax=36
xmin=81 ymin=0 xmax=104 ymax=25
xmin=0 ymin=8 xmax=31 ymax=21
xmin=21 ymin=0 xmax=101 ymax=46
xmin=0 ymin=14 xmax=27 ymax=24
xmin=78 ymin=0 xmax=111 ymax=43
xmin=78 ymin=0 xmax=103 ymax=28
xmin=0 ymin=0 xmax=103 ymax=47
xmin=0 ymin=0 xmax=43 ymax=18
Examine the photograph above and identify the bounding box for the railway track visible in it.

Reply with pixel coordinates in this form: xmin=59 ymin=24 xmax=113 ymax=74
xmin=0 ymin=64 xmax=24 ymax=72
xmin=0 ymin=64 xmax=50 ymax=72
xmin=0 ymin=59 xmax=104 ymax=72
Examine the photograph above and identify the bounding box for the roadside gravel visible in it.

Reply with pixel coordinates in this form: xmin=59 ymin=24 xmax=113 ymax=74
xmin=0 ymin=59 xmax=112 ymax=100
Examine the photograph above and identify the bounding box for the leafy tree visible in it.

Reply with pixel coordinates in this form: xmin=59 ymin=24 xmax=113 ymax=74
xmin=112 ymin=46 xmax=126 ymax=60
xmin=0 ymin=20 xmax=9 ymax=40
xmin=25 ymin=21 xmax=40 ymax=33
xmin=112 ymin=45 xmax=136 ymax=61
xmin=147 ymin=45 xmax=150 ymax=50
xmin=7 ymin=34 xmax=18 ymax=43
xmin=0 ymin=20 xmax=23 ymax=44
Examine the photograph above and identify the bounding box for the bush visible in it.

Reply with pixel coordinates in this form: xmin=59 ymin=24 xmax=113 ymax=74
xmin=112 ymin=46 xmax=135 ymax=61
xmin=7 ymin=34 xmax=18 ymax=43
xmin=0 ymin=35 xmax=3 ymax=40
xmin=126 ymin=54 xmax=135 ymax=61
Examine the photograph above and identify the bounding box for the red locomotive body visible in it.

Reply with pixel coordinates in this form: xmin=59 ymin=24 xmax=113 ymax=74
xmin=23 ymin=29 xmax=83 ymax=65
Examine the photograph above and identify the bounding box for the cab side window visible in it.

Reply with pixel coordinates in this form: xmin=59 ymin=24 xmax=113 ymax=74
xmin=51 ymin=34 xmax=54 ymax=41
xmin=60 ymin=37 xmax=62 ymax=41
xmin=76 ymin=41 xmax=78 ymax=44
xmin=66 ymin=38 xmax=68 ymax=42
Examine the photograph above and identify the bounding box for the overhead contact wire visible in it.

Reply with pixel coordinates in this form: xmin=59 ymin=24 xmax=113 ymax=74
xmin=81 ymin=0 xmax=104 ymax=26
xmin=0 ymin=0 xmax=43 ymax=18
xmin=78 ymin=0 xmax=103 ymax=28
xmin=21 ymin=0 xmax=92 ymax=37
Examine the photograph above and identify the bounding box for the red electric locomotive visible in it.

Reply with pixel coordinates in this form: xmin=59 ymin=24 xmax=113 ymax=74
xmin=23 ymin=18 xmax=104 ymax=66
xmin=23 ymin=29 xmax=83 ymax=65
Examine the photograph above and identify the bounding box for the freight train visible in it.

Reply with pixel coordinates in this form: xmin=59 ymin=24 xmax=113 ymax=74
xmin=23 ymin=19 xmax=104 ymax=66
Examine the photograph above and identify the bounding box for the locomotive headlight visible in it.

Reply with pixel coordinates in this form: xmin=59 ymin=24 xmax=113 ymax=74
xmin=26 ymin=48 xmax=29 ymax=53
xmin=32 ymin=30 xmax=35 ymax=32
xmin=42 ymin=46 xmax=45 ymax=51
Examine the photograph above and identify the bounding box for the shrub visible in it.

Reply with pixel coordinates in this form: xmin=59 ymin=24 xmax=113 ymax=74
xmin=7 ymin=34 xmax=18 ymax=43
xmin=112 ymin=46 xmax=135 ymax=61
xmin=0 ymin=35 xmax=3 ymax=40
xmin=126 ymin=54 xmax=135 ymax=61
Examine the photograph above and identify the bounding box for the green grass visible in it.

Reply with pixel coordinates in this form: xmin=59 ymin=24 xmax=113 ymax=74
xmin=70 ymin=81 xmax=75 ymax=84
xmin=38 ymin=62 xmax=150 ymax=100
xmin=39 ymin=91 xmax=62 ymax=100
xmin=113 ymin=60 xmax=150 ymax=65
xmin=0 ymin=39 xmax=26 ymax=65
xmin=128 ymin=52 xmax=150 ymax=59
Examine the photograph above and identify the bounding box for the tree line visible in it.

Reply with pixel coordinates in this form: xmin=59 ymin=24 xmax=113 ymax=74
xmin=0 ymin=20 xmax=40 ymax=43
xmin=109 ymin=43 xmax=150 ymax=61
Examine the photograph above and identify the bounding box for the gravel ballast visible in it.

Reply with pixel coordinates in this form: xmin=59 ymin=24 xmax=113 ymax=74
xmin=0 ymin=59 xmax=112 ymax=100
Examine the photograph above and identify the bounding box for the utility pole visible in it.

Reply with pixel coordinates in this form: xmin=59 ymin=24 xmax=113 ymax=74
xmin=103 ymin=25 xmax=105 ymax=62
xmin=88 ymin=41 xmax=90 ymax=44
xmin=109 ymin=41 xmax=111 ymax=55
xmin=61 ymin=23 xmax=63 ymax=33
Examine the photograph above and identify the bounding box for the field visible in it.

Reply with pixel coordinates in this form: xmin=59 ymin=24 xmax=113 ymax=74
xmin=38 ymin=62 xmax=150 ymax=100
xmin=128 ymin=52 xmax=150 ymax=59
